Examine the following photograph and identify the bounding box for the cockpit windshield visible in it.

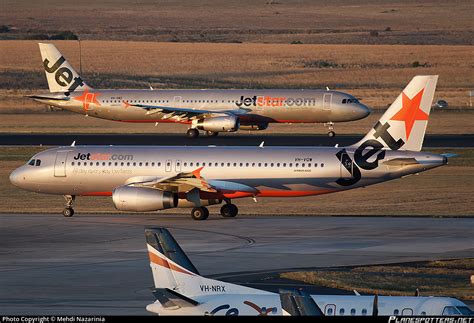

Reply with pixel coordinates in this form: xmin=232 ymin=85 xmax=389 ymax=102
xmin=27 ymin=159 xmax=41 ymax=167
xmin=456 ymin=306 xmax=474 ymax=316
xmin=342 ymin=98 xmax=359 ymax=104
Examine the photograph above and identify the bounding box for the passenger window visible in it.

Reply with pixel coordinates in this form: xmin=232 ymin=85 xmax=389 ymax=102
xmin=127 ymin=162 xmax=130 ymax=166
xmin=296 ymin=163 xmax=299 ymax=167
xmin=321 ymin=163 xmax=324 ymax=167
xmin=289 ymin=163 xmax=293 ymax=167
xmin=184 ymin=162 xmax=187 ymax=167
xmin=240 ymin=163 xmax=243 ymax=167
xmin=339 ymin=308 xmax=344 ymax=315
xmin=102 ymin=162 xmax=105 ymax=166
xmin=72 ymin=162 xmax=75 ymax=166
xmin=252 ymin=162 xmax=255 ymax=167
xmin=221 ymin=162 xmax=224 ymax=167
xmin=393 ymin=309 xmax=399 ymax=315
xmin=89 ymin=162 xmax=93 ymax=166
xmin=78 ymin=162 xmax=81 ymax=166
xmin=158 ymin=162 xmax=161 ymax=166
xmin=270 ymin=163 xmax=274 ymax=167
xmin=139 ymin=162 xmax=142 ymax=166
xmin=264 ymin=163 xmax=268 ymax=167
xmin=302 ymin=163 xmax=305 ymax=167
xmin=277 ymin=163 xmax=280 ymax=167
xmin=215 ymin=162 xmax=218 ymax=167
xmin=342 ymin=99 xmax=347 ymax=104
xmin=350 ymin=308 xmax=356 ymax=316
xmin=145 ymin=162 xmax=149 ymax=166
xmin=233 ymin=163 xmax=237 ymax=167
xmin=96 ymin=162 xmax=99 ymax=166
xmin=361 ymin=309 xmax=367 ymax=316
xmin=152 ymin=162 xmax=155 ymax=166
xmin=196 ymin=162 xmax=200 ymax=166
xmin=35 ymin=160 xmax=41 ymax=166
xmin=283 ymin=163 xmax=286 ymax=167
xmin=258 ymin=163 xmax=261 ymax=167
xmin=227 ymin=163 xmax=230 ymax=167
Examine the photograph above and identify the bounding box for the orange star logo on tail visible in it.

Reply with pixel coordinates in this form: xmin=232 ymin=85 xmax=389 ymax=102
xmin=390 ymin=89 xmax=428 ymax=140
xmin=73 ymin=88 xmax=101 ymax=113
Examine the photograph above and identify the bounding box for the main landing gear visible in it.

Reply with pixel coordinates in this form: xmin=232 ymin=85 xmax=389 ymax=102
xmin=324 ymin=122 xmax=336 ymax=137
xmin=63 ymin=195 xmax=75 ymax=217
xmin=185 ymin=128 xmax=219 ymax=138
xmin=190 ymin=201 xmax=239 ymax=220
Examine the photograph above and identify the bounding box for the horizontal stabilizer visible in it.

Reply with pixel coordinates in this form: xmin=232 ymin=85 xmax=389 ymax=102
xmin=383 ymin=158 xmax=419 ymax=166
xmin=152 ymin=288 xmax=199 ymax=308
xmin=440 ymin=153 xmax=458 ymax=158
xmin=27 ymin=95 xmax=70 ymax=101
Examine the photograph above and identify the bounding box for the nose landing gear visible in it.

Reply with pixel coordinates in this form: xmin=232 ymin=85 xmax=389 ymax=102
xmin=324 ymin=122 xmax=336 ymax=137
xmin=63 ymin=195 xmax=75 ymax=217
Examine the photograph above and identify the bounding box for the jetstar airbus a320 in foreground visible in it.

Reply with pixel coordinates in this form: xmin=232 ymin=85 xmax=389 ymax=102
xmin=30 ymin=43 xmax=370 ymax=138
xmin=11 ymin=76 xmax=451 ymax=220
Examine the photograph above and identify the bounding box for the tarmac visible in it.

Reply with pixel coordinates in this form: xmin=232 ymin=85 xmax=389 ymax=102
xmin=0 ymin=133 xmax=473 ymax=147
xmin=0 ymin=213 xmax=473 ymax=315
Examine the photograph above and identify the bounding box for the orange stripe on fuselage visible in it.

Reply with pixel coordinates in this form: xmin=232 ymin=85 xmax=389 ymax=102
xmin=81 ymin=189 xmax=335 ymax=198
xmin=148 ymin=251 xmax=194 ymax=276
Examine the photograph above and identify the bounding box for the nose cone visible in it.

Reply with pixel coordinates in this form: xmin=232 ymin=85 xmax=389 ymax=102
xmin=354 ymin=103 xmax=371 ymax=120
xmin=9 ymin=168 xmax=22 ymax=187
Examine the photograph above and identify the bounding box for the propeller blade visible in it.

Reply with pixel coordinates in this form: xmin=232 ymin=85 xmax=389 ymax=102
xmin=372 ymin=294 xmax=379 ymax=316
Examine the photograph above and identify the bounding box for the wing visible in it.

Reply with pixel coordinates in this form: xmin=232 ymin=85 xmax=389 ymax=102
xmin=124 ymin=167 xmax=257 ymax=195
xmin=125 ymin=101 xmax=250 ymax=122
xmin=127 ymin=167 xmax=216 ymax=193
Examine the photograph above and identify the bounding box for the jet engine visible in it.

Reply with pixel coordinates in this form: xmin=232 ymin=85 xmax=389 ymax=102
xmin=112 ymin=186 xmax=178 ymax=212
xmin=195 ymin=116 xmax=239 ymax=132
xmin=239 ymin=123 xmax=268 ymax=131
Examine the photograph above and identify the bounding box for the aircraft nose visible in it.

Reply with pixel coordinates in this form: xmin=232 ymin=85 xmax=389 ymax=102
xmin=9 ymin=168 xmax=24 ymax=187
xmin=354 ymin=103 xmax=371 ymax=120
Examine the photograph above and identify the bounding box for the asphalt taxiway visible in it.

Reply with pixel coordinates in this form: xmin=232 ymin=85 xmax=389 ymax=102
xmin=0 ymin=133 xmax=473 ymax=147
xmin=0 ymin=214 xmax=472 ymax=315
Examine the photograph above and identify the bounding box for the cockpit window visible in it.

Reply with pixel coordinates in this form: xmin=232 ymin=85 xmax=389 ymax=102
xmin=28 ymin=159 xmax=35 ymax=166
xmin=342 ymin=98 xmax=359 ymax=104
xmin=456 ymin=306 xmax=474 ymax=316
xmin=35 ymin=159 xmax=41 ymax=166
xmin=443 ymin=306 xmax=461 ymax=315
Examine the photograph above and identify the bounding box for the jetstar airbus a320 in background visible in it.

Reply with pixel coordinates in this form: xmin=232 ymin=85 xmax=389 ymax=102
xmin=29 ymin=43 xmax=370 ymax=138
xmin=10 ymin=75 xmax=453 ymax=220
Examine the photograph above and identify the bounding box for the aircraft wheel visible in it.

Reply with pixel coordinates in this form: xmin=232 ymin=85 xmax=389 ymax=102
xmin=63 ymin=207 xmax=74 ymax=217
xmin=186 ymin=128 xmax=199 ymax=138
xmin=191 ymin=207 xmax=209 ymax=220
xmin=328 ymin=131 xmax=336 ymax=137
xmin=206 ymin=131 xmax=218 ymax=137
xmin=220 ymin=204 xmax=238 ymax=218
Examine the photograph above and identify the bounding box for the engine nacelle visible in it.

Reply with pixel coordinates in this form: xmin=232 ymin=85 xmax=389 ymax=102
xmin=177 ymin=198 xmax=222 ymax=208
xmin=195 ymin=116 xmax=239 ymax=132
xmin=112 ymin=186 xmax=178 ymax=212
xmin=239 ymin=123 xmax=268 ymax=131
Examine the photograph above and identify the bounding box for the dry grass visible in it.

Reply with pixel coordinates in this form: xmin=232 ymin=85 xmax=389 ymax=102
xmin=0 ymin=41 xmax=473 ymax=112
xmin=280 ymin=259 xmax=474 ymax=300
xmin=0 ymin=147 xmax=472 ymax=216
xmin=1 ymin=0 xmax=472 ymax=44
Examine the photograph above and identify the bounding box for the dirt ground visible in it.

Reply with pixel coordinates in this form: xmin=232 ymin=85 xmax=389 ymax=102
xmin=1 ymin=0 xmax=472 ymax=45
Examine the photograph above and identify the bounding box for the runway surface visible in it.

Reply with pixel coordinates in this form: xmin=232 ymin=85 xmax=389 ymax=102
xmin=0 ymin=214 xmax=473 ymax=315
xmin=0 ymin=133 xmax=473 ymax=147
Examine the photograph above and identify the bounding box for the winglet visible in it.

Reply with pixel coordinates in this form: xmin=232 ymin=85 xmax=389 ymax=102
xmin=71 ymin=141 xmax=76 ymax=147
xmin=259 ymin=141 xmax=265 ymax=148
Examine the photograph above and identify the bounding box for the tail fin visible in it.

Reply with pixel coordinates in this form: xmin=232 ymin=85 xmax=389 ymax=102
xmin=38 ymin=43 xmax=90 ymax=93
xmin=354 ymin=75 xmax=438 ymax=151
xmin=145 ymin=228 xmax=272 ymax=297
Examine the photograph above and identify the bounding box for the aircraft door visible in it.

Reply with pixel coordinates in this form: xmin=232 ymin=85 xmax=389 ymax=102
xmin=323 ymin=93 xmax=332 ymax=110
xmin=54 ymin=151 xmax=68 ymax=177
xmin=324 ymin=304 xmax=336 ymax=316
xmin=165 ymin=159 xmax=172 ymax=172
xmin=175 ymin=160 xmax=181 ymax=172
